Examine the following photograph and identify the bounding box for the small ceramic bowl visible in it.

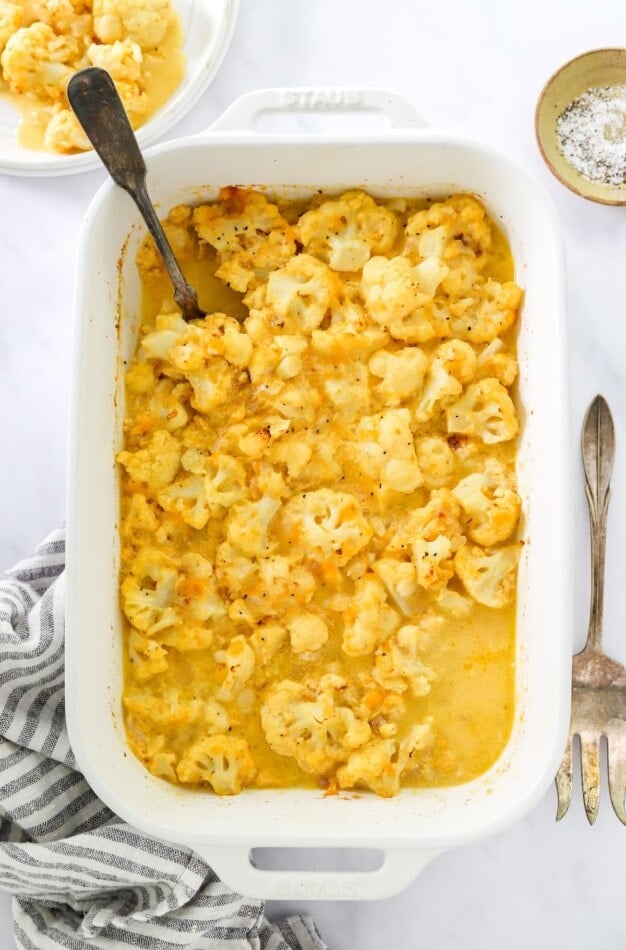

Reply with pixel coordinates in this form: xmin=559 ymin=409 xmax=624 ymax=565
xmin=535 ymin=48 xmax=626 ymax=205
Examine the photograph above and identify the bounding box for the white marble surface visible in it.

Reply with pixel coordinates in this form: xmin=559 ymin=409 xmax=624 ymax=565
xmin=1 ymin=0 xmax=626 ymax=946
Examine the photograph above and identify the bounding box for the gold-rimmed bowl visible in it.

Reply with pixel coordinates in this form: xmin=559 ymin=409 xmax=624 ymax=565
xmin=535 ymin=48 xmax=626 ymax=205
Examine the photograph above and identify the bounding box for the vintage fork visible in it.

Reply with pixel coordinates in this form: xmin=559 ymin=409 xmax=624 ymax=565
xmin=555 ymin=395 xmax=626 ymax=824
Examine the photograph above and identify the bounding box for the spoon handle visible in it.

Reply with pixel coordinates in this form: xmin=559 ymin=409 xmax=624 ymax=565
xmin=67 ymin=67 xmax=202 ymax=320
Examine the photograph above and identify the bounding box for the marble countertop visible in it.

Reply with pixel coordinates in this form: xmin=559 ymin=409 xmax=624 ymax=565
xmin=1 ymin=0 xmax=626 ymax=946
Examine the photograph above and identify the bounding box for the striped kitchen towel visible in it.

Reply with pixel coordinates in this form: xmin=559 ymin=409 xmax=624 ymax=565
xmin=0 ymin=528 xmax=327 ymax=950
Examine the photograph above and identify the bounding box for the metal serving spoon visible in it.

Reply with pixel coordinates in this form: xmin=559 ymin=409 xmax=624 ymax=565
xmin=67 ymin=67 xmax=205 ymax=322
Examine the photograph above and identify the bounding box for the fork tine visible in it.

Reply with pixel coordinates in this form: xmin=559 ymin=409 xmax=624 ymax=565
xmin=579 ymin=731 xmax=601 ymax=825
xmin=607 ymin=730 xmax=626 ymax=824
xmin=555 ymin=734 xmax=573 ymax=821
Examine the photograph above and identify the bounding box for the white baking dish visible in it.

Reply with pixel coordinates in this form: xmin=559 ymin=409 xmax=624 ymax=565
xmin=65 ymin=88 xmax=572 ymax=901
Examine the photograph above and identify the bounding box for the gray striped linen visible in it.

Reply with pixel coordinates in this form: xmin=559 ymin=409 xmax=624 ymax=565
xmin=0 ymin=528 xmax=327 ymax=950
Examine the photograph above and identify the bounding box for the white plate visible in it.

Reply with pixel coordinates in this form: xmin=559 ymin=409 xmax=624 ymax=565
xmin=0 ymin=0 xmax=239 ymax=177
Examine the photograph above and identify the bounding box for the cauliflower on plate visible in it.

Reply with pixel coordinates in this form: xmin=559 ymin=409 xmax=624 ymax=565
xmin=368 ymin=346 xmax=428 ymax=406
xmin=287 ymin=612 xmax=329 ymax=653
xmin=193 ymin=188 xmax=296 ymax=293
xmin=43 ymin=104 xmax=90 ymax=151
xmin=121 ymin=547 xmax=179 ymax=634
xmin=297 ymin=190 xmax=398 ymax=272
xmin=372 ymin=620 xmax=439 ymax=697
xmin=93 ymin=0 xmax=173 ymax=49
xmin=414 ymin=436 xmax=456 ymax=489
xmin=260 ymin=678 xmax=371 ymax=774
xmin=336 ymin=720 xmax=433 ymax=797
xmin=214 ymin=635 xmax=256 ymax=699
xmin=176 ymin=735 xmax=256 ymax=795
xmin=455 ymin=543 xmax=522 ymax=608
xmin=2 ymin=22 xmax=74 ymax=98
xmin=446 ymin=378 xmax=519 ymax=444
xmin=281 ymin=489 xmax=372 ymax=566
xmin=87 ymin=38 xmax=146 ymax=117
xmin=342 ymin=574 xmax=400 ymax=657
xmin=351 ymin=409 xmax=423 ymax=496
xmin=452 ymin=458 xmax=521 ymax=545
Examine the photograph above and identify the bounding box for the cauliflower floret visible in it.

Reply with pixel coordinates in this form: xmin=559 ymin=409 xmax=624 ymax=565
xmin=120 ymin=493 xmax=159 ymax=543
xmin=1 ymin=23 xmax=74 ymax=98
xmin=249 ymin=622 xmax=288 ymax=664
xmin=372 ymin=621 xmax=439 ymax=697
xmin=322 ymin=362 xmax=370 ymax=415
xmin=297 ymin=190 xmax=398 ymax=272
xmin=368 ymin=346 xmax=428 ymax=405
xmin=147 ymin=379 xmax=190 ymax=432
xmin=452 ymin=459 xmax=521 ymax=545
xmin=433 ymin=587 xmax=473 ymax=618
xmin=225 ymin=497 xmax=280 ymax=557
xmin=372 ymin=558 xmax=418 ymax=616
xmin=476 ymin=339 xmax=519 ymax=386
xmin=117 ymin=429 xmax=180 ymax=491
xmin=414 ymin=436 xmax=456 ymax=489
xmin=176 ymin=735 xmax=256 ymax=795
xmin=121 ymin=548 xmax=179 ymax=634
xmin=336 ymin=721 xmax=433 ymax=797
xmin=342 ymin=574 xmax=400 ymax=657
xmin=265 ymin=254 xmax=341 ymax=332
xmin=141 ymin=311 xmax=189 ymax=360
xmin=387 ymin=489 xmax=464 ymax=592
xmin=87 ymin=38 xmax=142 ymax=81
xmin=446 ymin=378 xmax=519 ymax=444
xmin=177 ymin=553 xmax=227 ymax=623
xmin=0 ymin=3 xmax=22 ymax=56
xmin=413 ymin=356 xmax=462 ymax=423
xmin=169 ymin=314 xmax=253 ymax=372
xmin=127 ymin=630 xmax=168 ymax=681
xmin=193 ymin=188 xmax=296 ymax=293
xmin=188 ymin=362 xmax=235 ymax=415
xmin=281 ymin=489 xmax=373 ymax=566
xmin=448 ymin=280 xmax=522 ymax=343
xmin=435 ymin=339 xmax=477 ymax=384
xmin=157 ymin=474 xmax=210 ymax=529
xmin=287 ymin=612 xmax=329 ymax=653
xmin=351 ymin=409 xmax=423 ymax=496
xmin=455 ymin=543 xmax=522 ymax=608
xmin=260 ymin=679 xmax=371 ymax=774
xmin=405 ymin=195 xmax=492 ymax=266
xmin=93 ymin=0 xmax=173 ymax=49
xmin=360 ymin=256 xmax=449 ymax=343
xmin=249 ymin=335 xmax=308 ymax=383
xmin=87 ymin=39 xmax=146 ymax=117
xmin=214 ymin=636 xmax=256 ymax=699
xmin=124 ymin=687 xmax=204 ymax=733
xmin=181 ymin=451 xmax=247 ymax=514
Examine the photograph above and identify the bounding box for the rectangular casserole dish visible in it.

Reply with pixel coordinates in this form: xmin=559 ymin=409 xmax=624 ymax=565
xmin=66 ymin=87 xmax=572 ymax=901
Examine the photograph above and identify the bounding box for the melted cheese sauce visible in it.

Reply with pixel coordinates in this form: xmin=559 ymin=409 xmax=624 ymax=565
xmin=120 ymin=192 xmax=519 ymax=795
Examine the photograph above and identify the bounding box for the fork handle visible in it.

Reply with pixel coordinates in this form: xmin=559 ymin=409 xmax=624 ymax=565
xmin=581 ymin=395 xmax=615 ymax=653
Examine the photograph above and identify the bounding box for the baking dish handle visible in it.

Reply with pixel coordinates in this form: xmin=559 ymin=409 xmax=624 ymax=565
xmin=209 ymin=87 xmax=426 ymax=132
xmin=194 ymin=845 xmax=441 ymax=900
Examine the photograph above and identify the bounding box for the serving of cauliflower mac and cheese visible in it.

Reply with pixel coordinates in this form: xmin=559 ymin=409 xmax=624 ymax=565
xmin=117 ymin=188 xmax=524 ymax=798
xmin=0 ymin=0 xmax=184 ymax=152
